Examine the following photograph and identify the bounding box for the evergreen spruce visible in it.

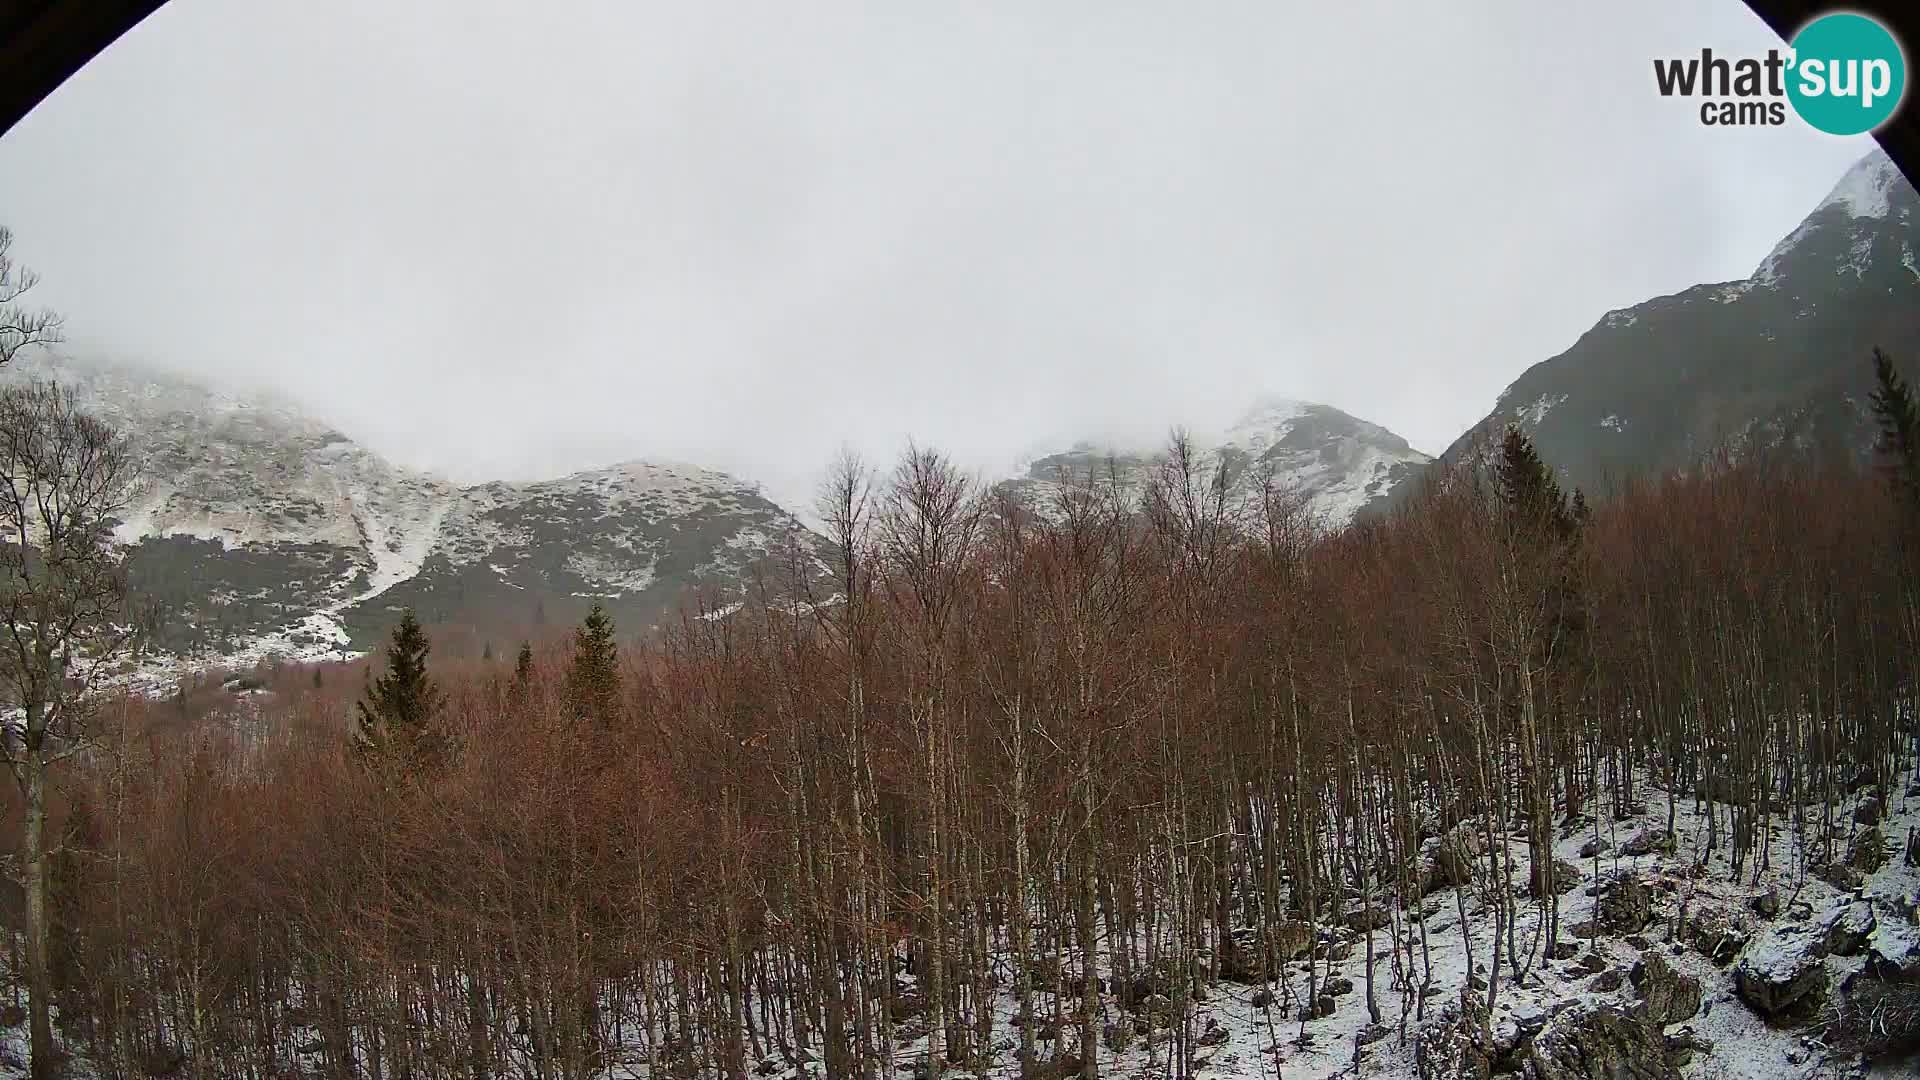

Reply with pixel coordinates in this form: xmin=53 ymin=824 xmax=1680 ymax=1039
xmin=507 ymin=641 xmax=536 ymax=709
xmin=356 ymin=610 xmax=446 ymax=768
xmin=1495 ymin=425 xmax=1573 ymax=537
xmin=1493 ymin=426 xmax=1587 ymax=656
xmin=566 ymin=604 xmax=622 ymax=729
xmin=1870 ymin=347 xmax=1920 ymax=515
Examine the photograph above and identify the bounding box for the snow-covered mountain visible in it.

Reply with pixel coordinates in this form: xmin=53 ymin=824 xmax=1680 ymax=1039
xmin=1000 ymin=396 xmax=1431 ymax=527
xmin=0 ymin=354 xmax=823 ymax=665
xmin=1432 ymin=147 xmax=1919 ymax=495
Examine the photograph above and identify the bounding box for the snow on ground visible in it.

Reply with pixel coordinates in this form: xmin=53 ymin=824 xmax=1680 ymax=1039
xmin=749 ymin=766 xmax=1920 ymax=1080
xmin=563 ymin=548 xmax=659 ymax=596
xmin=1513 ymin=392 xmax=1568 ymax=428
xmin=349 ymin=486 xmax=456 ymax=604
xmin=0 ymin=764 xmax=1912 ymax=1079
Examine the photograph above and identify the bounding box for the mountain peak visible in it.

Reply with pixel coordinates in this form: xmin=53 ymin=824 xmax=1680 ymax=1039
xmin=548 ymin=459 xmax=746 ymax=492
xmin=1222 ymin=396 xmax=1312 ymax=435
xmin=1435 ymin=147 xmax=1918 ymax=503
xmin=1752 ymin=147 xmax=1913 ymax=285
xmin=1005 ymin=395 xmax=1429 ymax=525
xmin=1816 ymin=147 xmax=1902 ymax=222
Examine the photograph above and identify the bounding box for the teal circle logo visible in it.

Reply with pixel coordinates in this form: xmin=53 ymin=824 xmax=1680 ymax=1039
xmin=1787 ymin=13 xmax=1906 ymax=135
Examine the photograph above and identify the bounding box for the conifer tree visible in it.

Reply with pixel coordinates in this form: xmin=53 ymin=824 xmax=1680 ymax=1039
xmin=1495 ymin=425 xmax=1572 ymax=537
xmin=506 ymin=641 xmax=536 ymax=710
xmin=1870 ymin=347 xmax=1920 ymax=515
xmin=356 ymin=610 xmax=445 ymax=768
xmin=566 ymin=604 xmax=622 ymax=729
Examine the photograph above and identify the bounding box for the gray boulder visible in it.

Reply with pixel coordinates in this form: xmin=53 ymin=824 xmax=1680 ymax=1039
xmin=1826 ymin=901 xmax=1875 ymax=957
xmin=1415 ymin=992 xmax=1492 ymax=1080
xmin=1680 ymin=902 xmax=1753 ymax=965
xmin=1422 ymin=837 xmax=1474 ymax=896
xmin=1850 ymin=825 xmax=1887 ymax=873
xmin=1628 ymin=953 xmax=1701 ymax=1027
xmin=1520 ymin=1005 xmax=1678 ymax=1080
xmin=1532 ymin=858 xmax=1583 ymax=898
xmin=1733 ymin=925 xmax=1829 ymax=1019
xmin=1597 ymin=876 xmax=1652 ymax=934
xmin=1622 ymin=829 xmax=1675 ymax=858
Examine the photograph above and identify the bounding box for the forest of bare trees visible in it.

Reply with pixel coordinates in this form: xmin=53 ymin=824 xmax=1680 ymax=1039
xmin=3 ymin=395 xmax=1915 ymax=1080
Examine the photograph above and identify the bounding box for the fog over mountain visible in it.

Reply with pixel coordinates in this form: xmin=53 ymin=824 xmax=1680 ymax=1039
xmin=0 ymin=0 xmax=1881 ymax=514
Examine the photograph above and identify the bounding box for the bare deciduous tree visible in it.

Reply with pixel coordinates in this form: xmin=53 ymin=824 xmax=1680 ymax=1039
xmin=0 ymin=380 xmax=139 ymax=1080
xmin=0 ymin=229 xmax=63 ymax=368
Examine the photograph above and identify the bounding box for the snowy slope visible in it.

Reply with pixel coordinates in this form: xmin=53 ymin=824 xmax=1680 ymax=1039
xmin=0 ymin=354 xmax=822 ymax=665
xmin=1003 ymin=395 xmax=1432 ymax=528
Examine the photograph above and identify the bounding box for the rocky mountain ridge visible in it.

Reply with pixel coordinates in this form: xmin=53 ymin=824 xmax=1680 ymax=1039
xmin=1001 ymin=396 xmax=1432 ymax=527
xmin=1429 ymin=147 xmax=1919 ymax=498
xmin=0 ymin=354 xmax=823 ymax=666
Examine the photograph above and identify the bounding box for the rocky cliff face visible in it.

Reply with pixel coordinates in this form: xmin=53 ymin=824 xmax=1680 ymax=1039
xmin=0 ymin=354 xmax=822 ymax=666
xmin=1432 ymin=148 xmax=1919 ymax=497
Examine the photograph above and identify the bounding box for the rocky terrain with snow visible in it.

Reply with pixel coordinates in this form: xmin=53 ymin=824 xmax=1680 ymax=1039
xmin=0 ymin=354 xmax=823 ymax=666
xmin=1430 ymin=147 xmax=1920 ymax=497
xmin=12 ymin=761 xmax=1893 ymax=1079
xmin=826 ymin=771 xmax=1920 ymax=1080
xmin=1001 ymin=397 xmax=1431 ymax=528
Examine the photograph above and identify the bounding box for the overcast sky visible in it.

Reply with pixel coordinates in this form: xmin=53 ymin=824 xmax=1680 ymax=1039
xmin=0 ymin=0 xmax=1881 ymax=512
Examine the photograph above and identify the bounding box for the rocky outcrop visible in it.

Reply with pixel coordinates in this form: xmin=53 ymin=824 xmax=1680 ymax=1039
xmin=1422 ymin=836 xmax=1475 ymax=896
xmin=1220 ymin=921 xmax=1314 ymax=983
xmin=1628 ymin=953 xmax=1700 ymax=1028
xmin=1596 ymin=877 xmax=1652 ymax=935
xmin=1532 ymin=858 xmax=1583 ymax=898
xmin=1519 ymin=1005 xmax=1678 ymax=1080
xmin=1822 ymin=968 xmax=1920 ymax=1060
xmin=1345 ymin=906 xmax=1391 ymax=933
xmin=1812 ymin=860 xmax=1866 ymax=890
xmin=1680 ymin=902 xmax=1753 ymax=965
xmin=1621 ymin=829 xmax=1675 ymax=858
xmin=1826 ymin=901 xmax=1875 ymax=958
xmin=1415 ymin=992 xmax=1493 ymax=1080
xmin=1850 ymin=825 xmax=1887 ymax=873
